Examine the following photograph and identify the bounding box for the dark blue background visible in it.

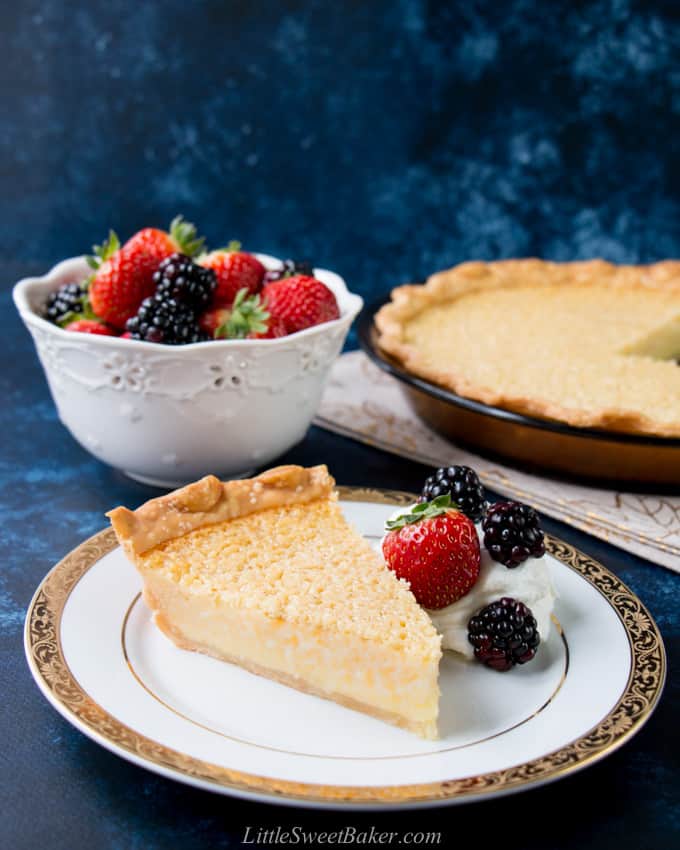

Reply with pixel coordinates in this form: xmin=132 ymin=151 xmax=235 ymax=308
xmin=2 ymin=0 xmax=678 ymax=290
xmin=2 ymin=1 xmax=679 ymax=848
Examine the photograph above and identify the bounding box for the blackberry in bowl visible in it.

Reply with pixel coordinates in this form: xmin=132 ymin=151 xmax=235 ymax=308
xmin=125 ymin=294 xmax=209 ymax=345
xmin=44 ymin=282 xmax=89 ymax=326
xmin=152 ymin=253 xmax=217 ymax=311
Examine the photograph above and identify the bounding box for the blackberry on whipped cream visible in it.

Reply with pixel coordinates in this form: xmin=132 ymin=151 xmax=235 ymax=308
xmin=383 ymin=504 xmax=556 ymax=661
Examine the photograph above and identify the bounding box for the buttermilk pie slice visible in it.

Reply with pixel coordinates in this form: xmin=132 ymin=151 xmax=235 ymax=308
xmin=375 ymin=259 xmax=680 ymax=437
xmin=108 ymin=465 xmax=442 ymax=738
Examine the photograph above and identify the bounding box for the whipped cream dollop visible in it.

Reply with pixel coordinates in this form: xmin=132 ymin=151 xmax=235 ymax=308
xmin=383 ymin=508 xmax=557 ymax=659
xmin=427 ymin=544 xmax=556 ymax=659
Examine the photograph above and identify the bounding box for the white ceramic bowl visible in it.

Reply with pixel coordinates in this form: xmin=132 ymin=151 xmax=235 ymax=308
xmin=14 ymin=254 xmax=362 ymax=487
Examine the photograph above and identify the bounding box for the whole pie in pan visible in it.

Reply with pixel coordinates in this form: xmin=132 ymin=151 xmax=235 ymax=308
xmin=375 ymin=259 xmax=680 ymax=437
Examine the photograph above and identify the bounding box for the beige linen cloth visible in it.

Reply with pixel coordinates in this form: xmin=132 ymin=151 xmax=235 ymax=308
xmin=314 ymin=352 xmax=680 ymax=573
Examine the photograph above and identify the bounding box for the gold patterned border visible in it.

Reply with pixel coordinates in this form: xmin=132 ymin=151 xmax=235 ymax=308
xmin=25 ymin=487 xmax=666 ymax=806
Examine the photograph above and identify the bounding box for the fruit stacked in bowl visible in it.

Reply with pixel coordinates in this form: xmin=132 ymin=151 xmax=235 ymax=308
xmin=13 ymin=217 xmax=362 ymax=486
xmin=42 ymin=216 xmax=341 ymax=344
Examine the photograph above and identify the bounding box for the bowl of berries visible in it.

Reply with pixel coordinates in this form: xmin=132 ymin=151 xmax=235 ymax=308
xmin=14 ymin=217 xmax=362 ymax=486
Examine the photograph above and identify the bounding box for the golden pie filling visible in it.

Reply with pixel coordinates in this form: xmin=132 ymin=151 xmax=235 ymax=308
xmin=109 ymin=466 xmax=442 ymax=739
xmin=376 ymin=260 xmax=680 ymax=437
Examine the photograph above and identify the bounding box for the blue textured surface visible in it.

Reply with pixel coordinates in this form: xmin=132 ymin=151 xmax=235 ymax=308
xmin=2 ymin=0 xmax=679 ymax=846
xmin=1 ymin=0 xmax=678 ymax=285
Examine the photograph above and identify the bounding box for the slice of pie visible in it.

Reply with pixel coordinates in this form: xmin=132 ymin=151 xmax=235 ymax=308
xmin=375 ymin=259 xmax=680 ymax=437
xmin=108 ymin=465 xmax=442 ymax=738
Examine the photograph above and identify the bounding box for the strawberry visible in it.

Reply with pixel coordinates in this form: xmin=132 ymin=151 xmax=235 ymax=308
xmin=199 ymin=242 xmax=265 ymax=306
xmin=123 ymin=215 xmax=205 ymax=262
xmin=382 ymin=495 xmax=481 ymax=609
xmin=64 ymin=319 xmax=117 ymax=336
xmin=263 ymin=275 xmax=339 ymax=334
xmin=198 ymin=306 xmax=232 ymax=338
xmin=198 ymin=289 xmax=287 ymax=340
xmin=88 ymin=232 xmax=159 ymax=329
xmin=249 ymin=315 xmax=287 ymax=339
xmin=87 ymin=218 xmax=205 ymax=330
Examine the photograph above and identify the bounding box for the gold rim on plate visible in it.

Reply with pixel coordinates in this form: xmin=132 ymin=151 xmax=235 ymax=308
xmin=25 ymin=487 xmax=666 ymax=806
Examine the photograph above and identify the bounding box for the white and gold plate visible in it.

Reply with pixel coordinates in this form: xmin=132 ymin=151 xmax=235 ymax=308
xmin=25 ymin=488 xmax=665 ymax=809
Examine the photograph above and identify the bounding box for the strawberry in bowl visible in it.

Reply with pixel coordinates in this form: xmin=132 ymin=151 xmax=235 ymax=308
xmin=264 ymin=275 xmax=340 ymax=334
xmin=88 ymin=216 xmax=205 ymax=330
xmin=13 ymin=217 xmax=362 ymax=486
xmin=199 ymin=242 xmax=266 ymax=307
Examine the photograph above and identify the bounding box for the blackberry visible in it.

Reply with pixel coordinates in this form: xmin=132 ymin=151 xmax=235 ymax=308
xmin=44 ymin=282 xmax=88 ymax=326
xmin=125 ymin=293 xmax=208 ymax=345
xmin=468 ymin=597 xmax=540 ymax=671
xmin=482 ymin=501 xmax=545 ymax=567
xmin=153 ymin=253 xmax=216 ymax=311
xmin=420 ymin=465 xmax=486 ymax=522
xmin=263 ymin=259 xmax=314 ymax=284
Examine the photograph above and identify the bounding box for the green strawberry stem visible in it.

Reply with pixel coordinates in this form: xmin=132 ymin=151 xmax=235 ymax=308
xmin=86 ymin=230 xmax=120 ymax=271
xmin=211 ymin=240 xmax=242 ymax=254
xmin=169 ymin=215 xmax=205 ymax=257
xmin=385 ymin=494 xmax=459 ymax=531
xmin=215 ymin=288 xmax=270 ymax=339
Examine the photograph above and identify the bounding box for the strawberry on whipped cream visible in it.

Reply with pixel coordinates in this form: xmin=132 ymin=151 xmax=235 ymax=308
xmin=383 ymin=508 xmax=557 ymax=660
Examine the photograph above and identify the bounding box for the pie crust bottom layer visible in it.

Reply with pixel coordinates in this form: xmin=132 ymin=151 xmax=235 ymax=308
xmin=144 ymin=581 xmax=439 ymax=739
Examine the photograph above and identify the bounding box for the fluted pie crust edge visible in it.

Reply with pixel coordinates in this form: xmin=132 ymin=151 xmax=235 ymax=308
xmin=375 ymin=259 xmax=680 ymax=437
xmin=108 ymin=464 xmax=335 ymax=555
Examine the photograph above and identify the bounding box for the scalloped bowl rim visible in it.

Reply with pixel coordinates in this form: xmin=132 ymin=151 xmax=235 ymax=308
xmin=13 ymin=253 xmax=363 ymax=350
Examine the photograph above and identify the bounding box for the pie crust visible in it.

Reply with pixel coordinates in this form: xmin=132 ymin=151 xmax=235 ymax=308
xmin=108 ymin=464 xmax=334 ymax=555
xmin=375 ymin=259 xmax=680 ymax=437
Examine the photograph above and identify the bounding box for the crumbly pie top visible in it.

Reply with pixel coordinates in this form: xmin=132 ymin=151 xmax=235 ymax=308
xmin=375 ymin=259 xmax=680 ymax=437
xmin=108 ymin=464 xmax=442 ymax=659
